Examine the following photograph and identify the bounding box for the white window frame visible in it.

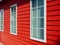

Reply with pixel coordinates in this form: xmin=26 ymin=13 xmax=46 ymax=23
xmin=30 ymin=0 xmax=46 ymax=43
xmin=10 ymin=4 xmax=17 ymax=35
xmin=0 ymin=9 xmax=4 ymax=32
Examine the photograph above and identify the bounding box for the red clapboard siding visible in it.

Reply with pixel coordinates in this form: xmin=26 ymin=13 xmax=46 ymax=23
xmin=47 ymin=0 xmax=60 ymax=45
xmin=0 ymin=0 xmax=60 ymax=45
xmin=47 ymin=5 xmax=60 ymax=11
xmin=47 ymin=21 xmax=60 ymax=25
xmin=47 ymin=0 xmax=59 ymax=6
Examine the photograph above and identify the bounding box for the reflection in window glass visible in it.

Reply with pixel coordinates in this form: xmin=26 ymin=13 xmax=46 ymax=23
xmin=38 ymin=0 xmax=44 ymax=6
xmin=38 ymin=7 xmax=44 ymax=17
xmin=0 ymin=9 xmax=4 ymax=31
xmin=31 ymin=0 xmax=37 ymax=8
xmin=10 ymin=4 xmax=17 ymax=35
xmin=30 ymin=0 xmax=46 ymax=42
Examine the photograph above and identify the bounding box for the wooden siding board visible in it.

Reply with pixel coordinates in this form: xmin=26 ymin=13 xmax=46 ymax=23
xmin=47 ymin=0 xmax=59 ymax=7
xmin=47 ymin=5 xmax=60 ymax=11
xmin=47 ymin=0 xmax=60 ymax=45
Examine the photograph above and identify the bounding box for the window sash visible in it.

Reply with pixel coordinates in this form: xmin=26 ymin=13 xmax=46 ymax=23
xmin=0 ymin=9 xmax=4 ymax=31
xmin=30 ymin=0 xmax=46 ymax=43
xmin=10 ymin=4 xmax=17 ymax=35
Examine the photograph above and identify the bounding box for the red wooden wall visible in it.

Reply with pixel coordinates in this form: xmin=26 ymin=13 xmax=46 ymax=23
xmin=47 ymin=0 xmax=60 ymax=45
xmin=0 ymin=0 xmax=60 ymax=45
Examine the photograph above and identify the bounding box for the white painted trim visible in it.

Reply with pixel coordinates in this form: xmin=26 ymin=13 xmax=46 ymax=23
xmin=10 ymin=4 xmax=17 ymax=35
xmin=10 ymin=4 xmax=17 ymax=8
xmin=0 ymin=9 xmax=4 ymax=32
xmin=44 ymin=0 xmax=46 ymax=43
xmin=30 ymin=0 xmax=46 ymax=43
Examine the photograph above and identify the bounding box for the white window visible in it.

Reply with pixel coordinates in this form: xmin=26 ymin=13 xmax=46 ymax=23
xmin=10 ymin=4 xmax=17 ymax=35
xmin=30 ymin=0 xmax=46 ymax=43
xmin=0 ymin=9 xmax=4 ymax=31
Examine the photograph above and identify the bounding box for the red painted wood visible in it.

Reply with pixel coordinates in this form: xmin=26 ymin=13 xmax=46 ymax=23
xmin=0 ymin=0 xmax=60 ymax=45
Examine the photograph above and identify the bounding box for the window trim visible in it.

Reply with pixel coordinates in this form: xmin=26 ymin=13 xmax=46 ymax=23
xmin=0 ymin=9 xmax=4 ymax=32
xmin=30 ymin=0 xmax=46 ymax=43
xmin=10 ymin=4 xmax=17 ymax=35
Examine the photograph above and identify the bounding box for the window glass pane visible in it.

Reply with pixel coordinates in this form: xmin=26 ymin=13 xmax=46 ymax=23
xmin=32 ymin=9 xmax=37 ymax=17
xmin=11 ymin=20 xmax=13 ymax=27
xmin=13 ymin=14 xmax=16 ymax=19
xmin=1 ymin=21 xmax=3 ymax=30
xmin=11 ymin=26 xmax=13 ymax=33
xmin=11 ymin=6 xmax=16 ymax=15
xmin=31 ymin=0 xmax=37 ymax=8
xmin=13 ymin=20 xmax=16 ymax=26
xmin=31 ymin=28 xmax=33 ymax=37
xmin=38 ymin=29 xmax=44 ymax=40
xmin=11 ymin=8 xmax=13 ymax=16
xmin=11 ymin=16 xmax=13 ymax=19
xmin=38 ymin=18 xmax=44 ymax=28
xmin=0 ymin=11 xmax=1 ymax=15
xmin=1 ymin=15 xmax=3 ymax=30
xmin=0 ymin=20 xmax=1 ymax=30
xmin=38 ymin=0 xmax=44 ymax=6
xmin=0 ymin=10 xmax=3 ymax=30
xmin=13 ymin=6 xmax=16 ymax=13
xmin=13 ymin=15 xmax=16 ymax=26
xmin=0 ymin=13 xmax=1 ymax=20
xmin=1 ymin=15 xmax=3 ymax=20
xmin=10 ymin=20 xmax=14 ymax=32
xmin=32 ymin=18 xmax=37 ymax=28
xmin=0 ymin=12 xmax=1 ymax=30
xmin=0 ymin=11 xmax=3 ymax=15
xmin=32 ymin=29 xmax=37 ymax=38
xmin=11 ymin=7 xmax=14 ymax=13
xmin=13 ymin=12 xmax=16 ymax=16
xmin=13 ymin=26 xmax=16 ymax=33
xmin=38 ymin=7 xmax=44 ymax=17
xmin=10 ymin=4 xmax=17 ymax=35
